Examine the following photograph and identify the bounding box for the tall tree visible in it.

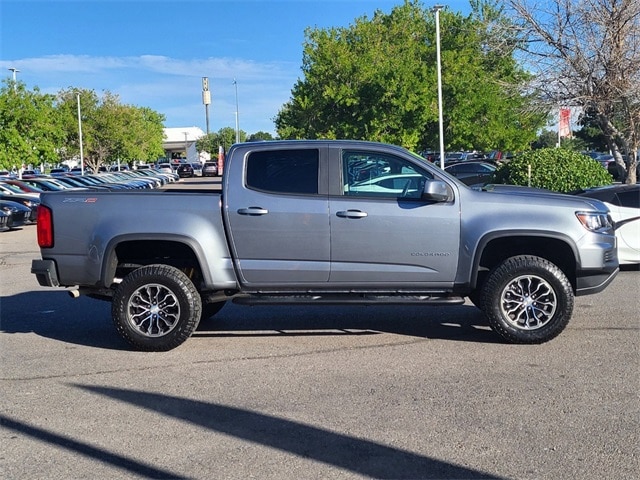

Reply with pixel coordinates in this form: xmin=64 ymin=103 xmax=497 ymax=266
xmin=57 ymin=89 xmax=166 ymax=171
xmin=275 ymin=0 xmax=543 ymax=152
xmin=0 ymin=80 xmax=64 ymax=170
xmin=196 ymin=127 xmax=247 ymax=157
xmin=507 ymin=0 xmax=640 ymax=183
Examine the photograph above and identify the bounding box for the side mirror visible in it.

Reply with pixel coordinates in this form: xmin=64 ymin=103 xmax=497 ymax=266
xmin=421 ymin=179 xmax=450 ymax=202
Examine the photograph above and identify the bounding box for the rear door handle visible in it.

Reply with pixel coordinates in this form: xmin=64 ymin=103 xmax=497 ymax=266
xmin=336 ymin=210 xmax=368 ymax=218
xmin=238 ymin=207 xmax=269 ymax=216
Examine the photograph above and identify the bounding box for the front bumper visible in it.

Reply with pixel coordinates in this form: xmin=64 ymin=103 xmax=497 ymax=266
xmin=575 ymin=265 xmax=619 ymax=296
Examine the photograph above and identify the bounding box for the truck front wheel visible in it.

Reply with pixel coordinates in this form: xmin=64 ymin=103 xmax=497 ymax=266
xmin=482 ymin=255 xmax=574 ymax=344
xmin=112 ymin=264 xmax=202 ymax=351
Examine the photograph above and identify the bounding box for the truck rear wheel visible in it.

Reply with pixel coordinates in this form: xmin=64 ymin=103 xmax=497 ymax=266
xmin=112 ymin=264 xmax=202 ymax=351
xmin=482 ymin=255 xmax=574 ymax=344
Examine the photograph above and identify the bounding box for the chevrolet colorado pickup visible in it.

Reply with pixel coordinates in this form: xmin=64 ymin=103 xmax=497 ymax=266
xmin=32 ymin=140 xmax=619 ymax=351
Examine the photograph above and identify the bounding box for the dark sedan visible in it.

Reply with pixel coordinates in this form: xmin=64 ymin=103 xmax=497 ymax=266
xmin=0 ymin=199 xmax=31 ymax=228
xmin=444 ymin=161 xmax=497 ymax=187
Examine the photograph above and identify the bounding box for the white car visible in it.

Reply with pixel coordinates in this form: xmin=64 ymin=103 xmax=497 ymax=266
xmin=576 ymin=184 xmax=640 ymax=265
xmin=348 ymin=173 xmax=424 ymax=196
xmin=191 ymin=162 xmax=203 ymax=177
xmin=157 ymin=163 xmax=173 ymax=174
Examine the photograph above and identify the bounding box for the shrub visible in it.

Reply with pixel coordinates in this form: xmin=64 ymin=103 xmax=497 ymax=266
xmin=493 ymin=148 xmax=613 ymax=192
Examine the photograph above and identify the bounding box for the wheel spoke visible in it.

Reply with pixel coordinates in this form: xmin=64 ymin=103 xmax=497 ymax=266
xmin=500 ymin=275 xmax=557 ymax=330
xmin=126 ymin=283 xmax=181 ymax=337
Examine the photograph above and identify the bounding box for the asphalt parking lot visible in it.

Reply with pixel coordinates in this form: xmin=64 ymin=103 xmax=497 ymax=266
xmin=1 ymin=192 xmax=638 ymax=479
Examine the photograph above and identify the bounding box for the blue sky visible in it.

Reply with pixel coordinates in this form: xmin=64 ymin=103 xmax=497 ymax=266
xmin=1 ymin=0 xmax=472 ymax=135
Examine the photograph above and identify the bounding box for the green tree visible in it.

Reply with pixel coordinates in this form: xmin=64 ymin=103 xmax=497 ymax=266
xmin=494 ymin=148 xmax=612 ymax=192
xmin=56 ymin=88 xmax=100 ymax=165
xmin=56 ymin=89 xmax=165 ymax=171
xmin=196 ymin=127 xmax=247 ymax=157
xmin=531 ymin=130 xmax=558 ymax=149
xmin=275 ymin=0 xmax=544 ymax=152
xmin=247 ymin=131 xmax=274 ymax=141
xmin=508 ymin=0 xmax=640 ymax=183
xmin=0 ymin=80 xmax=65 ymax=170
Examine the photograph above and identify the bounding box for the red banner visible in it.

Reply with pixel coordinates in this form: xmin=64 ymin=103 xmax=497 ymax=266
xmin=218 ymin=145 xmax=225 ymax=175
xmin=559 ymin=108 xmax=571 ymax=138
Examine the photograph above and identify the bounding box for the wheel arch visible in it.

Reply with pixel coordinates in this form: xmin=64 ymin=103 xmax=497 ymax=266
xmin=102 ymin=234 xmax=212 ymax=290
xmin=470 ymin=231 xmax=579 ymax=292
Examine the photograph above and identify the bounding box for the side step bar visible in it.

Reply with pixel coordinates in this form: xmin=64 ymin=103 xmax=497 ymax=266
xmin=233 ymin=294 xmax=465 ymax=306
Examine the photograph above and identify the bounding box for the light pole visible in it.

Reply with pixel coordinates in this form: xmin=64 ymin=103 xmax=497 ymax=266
xmin=8 ymin=67 xmax=20 ymax=92
xmin=183 ymin=131 xmax=189 ymax=160
xmin=432 ymin=5 xmax=445 ymax=170
xmin=77 ymin=93 xmax=84 ymax=175
xmin=233 ymin=79 xmax=240 ymax=144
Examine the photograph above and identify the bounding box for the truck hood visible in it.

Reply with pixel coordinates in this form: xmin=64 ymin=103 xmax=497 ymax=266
xmin=469 ymin=183 xmax=609 ymax=212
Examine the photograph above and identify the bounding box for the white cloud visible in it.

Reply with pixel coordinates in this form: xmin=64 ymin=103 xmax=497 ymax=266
xmin=2 ymin=54 xmax=300 ymax=135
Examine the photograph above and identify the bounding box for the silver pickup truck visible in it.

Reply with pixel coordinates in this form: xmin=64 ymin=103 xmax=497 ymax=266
xmin=32 ymin=140 xmax=619 ymax=351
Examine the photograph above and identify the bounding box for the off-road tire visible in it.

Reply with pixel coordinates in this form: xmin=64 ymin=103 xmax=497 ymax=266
xmin=112 ymin=264 xmax=202 ymax=351
xmin=481 ymin=255 xmax=574 ymax=344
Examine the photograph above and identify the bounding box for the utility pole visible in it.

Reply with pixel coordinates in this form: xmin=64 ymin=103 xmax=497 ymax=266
xmin=202 ymin=77 xmax=211 ymax=135
xmin=8 ymin=67 xmax=20 ymax=92
xmin=432 ymin=5 xmax=445 ymax=170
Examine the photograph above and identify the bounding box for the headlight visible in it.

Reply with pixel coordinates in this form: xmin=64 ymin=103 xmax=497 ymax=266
xmin=576 ymin=211 xmax=614 ymax=233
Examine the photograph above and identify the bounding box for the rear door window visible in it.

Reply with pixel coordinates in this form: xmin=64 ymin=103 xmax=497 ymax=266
xmin=246 ymin=149 xmax=319 ymax=195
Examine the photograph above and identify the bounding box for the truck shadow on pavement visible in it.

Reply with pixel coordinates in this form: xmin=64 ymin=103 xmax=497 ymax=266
xmin=66 ymin=384 xmax=504 ymax=479
xmin=1 ymin=291 xmax=500 ymax=350
xmin=1 ymin=385 xmax=505 ymax=479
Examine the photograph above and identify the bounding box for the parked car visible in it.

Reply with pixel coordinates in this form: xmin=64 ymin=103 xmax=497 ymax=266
xmin=202 ymin=161 xmax=218 ymax=177
xmin=443 ymin=152 xmax=486 ymax=166
xmin=157 ymin=163 xmax=174 ymax=175
xmin=0 ymin=181 xmax=41 ymax=197
xmin=177 ymin=163 xmax=195 ymax=178
xmin=20 ymin=177 xmax=74 ymax=192
xmin=349 ymin=173 xmax=425 ymax=196
xmin=192 ymin=162 xmax=203 ymax=177
xmin=444 ymin=161 xmax=497 ymax=187
xmin=0 ymin=199 xmax=30 ymax=228
xmin=574 ymin=184 xmax=640 ymax=265
xmin=0 ymin=188 xmax=40 ymax=223
xmin=0 ymin=210 xmax=10 ymax=231
xmin=0 ymin=179 xmax=46 ymax=194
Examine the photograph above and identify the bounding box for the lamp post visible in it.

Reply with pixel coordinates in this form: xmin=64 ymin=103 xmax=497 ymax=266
xmin=432 ymin=5 xmax=445 ymax=170
xmin=8 ymin=67 xmax=20 ymax=92
xmin=183 ymin=131 xmax=189 ymax=160
xmin=77 ymin=93 xmax=84 ymax=175
xmin=233 ymin=79 xmax=240 ymax=144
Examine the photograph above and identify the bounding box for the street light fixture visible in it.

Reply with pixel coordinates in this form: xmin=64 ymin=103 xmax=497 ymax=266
xmin=432 ymin=5 xmax=445 ymax=170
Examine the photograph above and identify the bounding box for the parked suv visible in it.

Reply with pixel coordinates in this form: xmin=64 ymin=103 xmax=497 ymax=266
xmin=202 ymin=161 xmax=218 ymax=177
xmin=177 ymin=163 xmax=195 ymax=178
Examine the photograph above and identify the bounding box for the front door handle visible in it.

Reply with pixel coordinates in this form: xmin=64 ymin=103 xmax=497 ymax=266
xmin=336 ymin=210 xmax=368 ymax=219
xmin=237 ymin=207 xmax=269 ymax=216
